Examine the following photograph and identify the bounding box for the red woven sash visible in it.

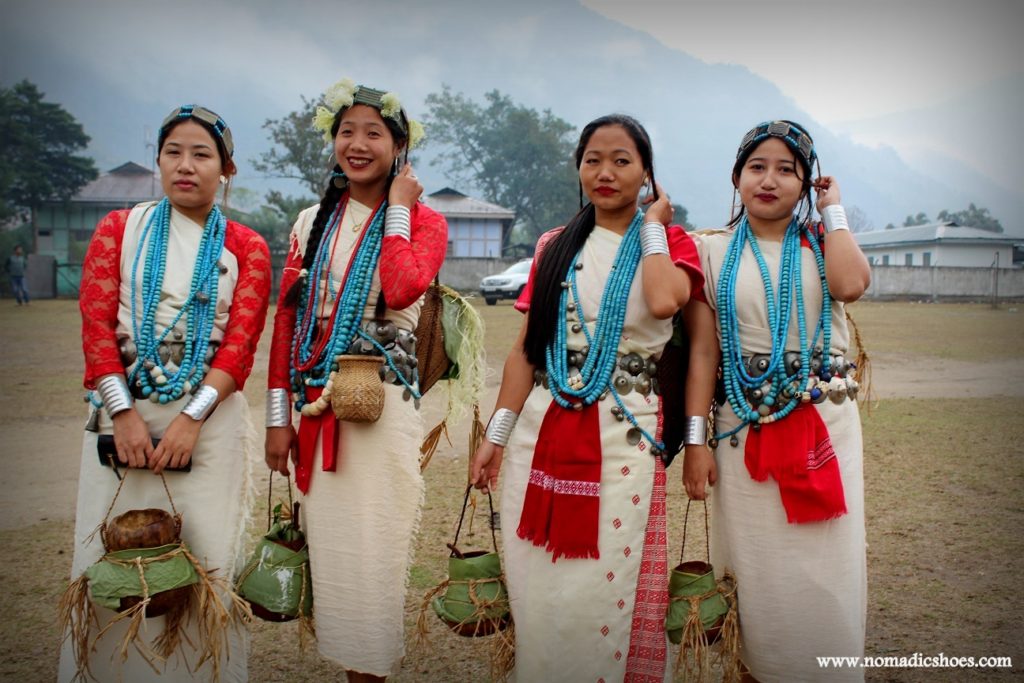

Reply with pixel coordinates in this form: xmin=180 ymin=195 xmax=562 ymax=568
xmin=295 ymin=386 xmax=340 ymax=494
xmin=744 ymin=403 xmax=846 ymax=523
xmin=517 ymin=399 xmax=602 ymax=561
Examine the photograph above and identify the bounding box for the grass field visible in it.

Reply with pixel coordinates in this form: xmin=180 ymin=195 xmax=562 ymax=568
xmin=0 ymin=300 xmax=1021 ymax=681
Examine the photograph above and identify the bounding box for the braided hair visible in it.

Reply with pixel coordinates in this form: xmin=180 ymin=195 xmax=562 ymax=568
xmin=522 ymin=114 xmax=658 ymax=367
xmin=283 ymin=104 xmax=410 ymax=307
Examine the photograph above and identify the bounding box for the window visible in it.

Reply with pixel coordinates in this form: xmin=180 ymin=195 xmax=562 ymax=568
xmin=882 ymin=255 xmax=890 ymax=265
xmin=923 ymin=252 xmax=931 ymax=267
xmin=905 ymin=253 xmax=913 ymax=266
xmin=867 ymin=256 xmax=875 ymax=265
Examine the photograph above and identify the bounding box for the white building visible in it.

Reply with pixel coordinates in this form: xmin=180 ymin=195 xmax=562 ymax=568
xmin=855 ymin=222 xmax=1020 ymax=268
xmin=421 ymin=187 xmax=516 ymax=258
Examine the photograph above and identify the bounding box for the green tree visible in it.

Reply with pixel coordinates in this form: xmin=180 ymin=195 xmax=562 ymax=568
xmin=423 ymin=86 xmax=578 ymax=243
xmin=0 ymin=80 xmax=97 ymax=230
xmin=671 ymin=203 xmax=696 ymax=230
xmin=937 ymin=203 xmax=1003 ymax=232
xmin=251 ymin=95 xmax=332 ymax=197
xmin=903 ymin=212 xmax=929 ymax=227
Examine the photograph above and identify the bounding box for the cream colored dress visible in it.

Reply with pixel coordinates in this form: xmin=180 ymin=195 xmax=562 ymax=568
xmin=697 ymin=229 xmax=867 ymax=682
xmin=59 ymin=203 xmax=255 ymax=682
xmin=502 ymin=226 xmax=676 ymax=682
xmin=288 ymin=201 xmax=425 ymax=677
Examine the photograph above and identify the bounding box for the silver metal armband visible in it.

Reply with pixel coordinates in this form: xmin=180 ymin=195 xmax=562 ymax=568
xmin=485 ymin=408 xmax=519 ymax=448
xmin=384 ymin=205 xmax=412 ymax=241
xmin=683 ymin=415 xmax=708 ymax=446
xmin=821 ymin=205 xmax=850 ymax=233
xmin=266 ymin=388 xmax=292 ymax=428
xmin=181 ymin=384 xmax=219 ymax=422
xmin=97 ymin=375 xmax=133 ymax=418
xmin=640 ymin=221 xmax=670 ymax=257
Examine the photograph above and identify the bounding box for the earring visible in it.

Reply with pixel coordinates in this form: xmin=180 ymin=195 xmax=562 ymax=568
xmin=219 ymin=175 xmax=227 ymax=185
xmin=391 ymin=158 xmax=399 ymax=176
xmin=331 ymin=169 xmax=348 ymax=189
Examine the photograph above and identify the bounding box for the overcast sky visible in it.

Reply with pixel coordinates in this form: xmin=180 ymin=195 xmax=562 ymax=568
xmin=2 ymin=0 xmax=1020 ymax=227
xmin=583 ymin=0 xmax=1022 ymax=125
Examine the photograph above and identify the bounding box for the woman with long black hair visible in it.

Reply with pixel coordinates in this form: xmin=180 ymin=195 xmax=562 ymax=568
xmin=472 ymin=114 xmax=703 ymax=681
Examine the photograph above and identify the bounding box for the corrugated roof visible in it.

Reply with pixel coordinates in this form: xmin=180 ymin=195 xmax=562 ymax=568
xmin=855 ymin=222 xmax=1020 ymax=247
xmin=71 ymin=161 xmax=163 ymax=204
xmin=422 ymin=188 xmax=515 ymax=220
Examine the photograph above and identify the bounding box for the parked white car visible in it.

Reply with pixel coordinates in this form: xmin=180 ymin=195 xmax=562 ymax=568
xmin=479 ymin=259 xmax=533 ymax=305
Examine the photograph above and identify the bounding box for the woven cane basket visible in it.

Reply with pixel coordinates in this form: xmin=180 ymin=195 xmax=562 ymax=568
xmin=415 ymin=282 xmax=451 ymax=395
xmin=330 ymin=354 xmax=385 ymax=423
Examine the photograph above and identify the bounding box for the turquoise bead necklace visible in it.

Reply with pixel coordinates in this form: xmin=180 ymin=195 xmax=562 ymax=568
xmin=289 ymin=197 xmax=420 ymax=410
xmin=544 ymin=210 xmax=664 ymax=453
xmin=130 ymin=197 xmax=226 ymax=403
xmin=715 ymin=216 xmax=831 ymax=441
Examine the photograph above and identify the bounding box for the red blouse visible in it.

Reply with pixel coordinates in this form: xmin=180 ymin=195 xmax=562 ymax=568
xmin=267 ymin=201 xmax=448 ymax=391
xmin=515 ymin=224 xmax=705 ymax=311
xmin=80 ymin=209 xmax=272 ymax=391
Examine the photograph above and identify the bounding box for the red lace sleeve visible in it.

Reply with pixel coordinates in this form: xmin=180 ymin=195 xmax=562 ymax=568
xmin=668 ymin=225 xmax=707 ymax=305
xmin=210 ymin=222 xmax=272 ymax=390
xmin=267 ymin=240 xmax=303 ymax=391
xmin=514 ymin=227 xmax=564 ymax=313
xmin=379 ymin=203 xmax=448 ymax=310
xmin=81 ymin=210 xmax=130 ymax=389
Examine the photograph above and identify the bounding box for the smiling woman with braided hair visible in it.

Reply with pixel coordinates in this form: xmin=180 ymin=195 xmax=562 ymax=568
xmin=263 ymin=78 xmax=446 ymax=682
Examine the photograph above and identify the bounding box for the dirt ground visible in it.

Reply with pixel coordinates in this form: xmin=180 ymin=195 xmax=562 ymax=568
xmin=0 ymin=299 xmax=1022 ymax=681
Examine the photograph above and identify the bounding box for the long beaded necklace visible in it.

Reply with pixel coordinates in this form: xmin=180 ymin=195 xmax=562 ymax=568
xmin=129 ymin=197 xmax=226 ymax=403
xmin=288 ymin=197 xmax=421 ymax=410
xmin=544 ymin=211 xmax=664 ymax=453
xmin=715 ymin=216 xmax=831 ymax=441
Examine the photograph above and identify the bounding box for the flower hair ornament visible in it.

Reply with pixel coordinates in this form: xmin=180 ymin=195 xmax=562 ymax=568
xmin=312 ymin=78 xmax=425 ymax=150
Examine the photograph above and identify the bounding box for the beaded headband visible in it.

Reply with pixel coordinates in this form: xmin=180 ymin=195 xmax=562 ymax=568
xmin=160 ymin=104 xmax=234 ymax=158
xmin=736 ymin=120 xmax=816 ymax=171
xmin=312 ymin=78 xmax=425 ymax=149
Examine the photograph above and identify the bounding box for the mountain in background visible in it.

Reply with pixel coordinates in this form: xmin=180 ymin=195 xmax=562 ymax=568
xmin=3 ymin=0 xmax=1018 ymax=234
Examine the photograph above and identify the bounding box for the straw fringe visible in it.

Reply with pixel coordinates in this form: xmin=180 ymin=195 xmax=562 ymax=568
xmin=845 ymin=308 xmax=874 ymax=410
xmin=57 ymin=542 xmax=247 ymax=683
xmin=670 ymin=569 xmax=741 ymax=683
xmin=418 ymin=418 xmax=452 ymax=472
xmin=415 ymin=575 xmax=513 ymax=678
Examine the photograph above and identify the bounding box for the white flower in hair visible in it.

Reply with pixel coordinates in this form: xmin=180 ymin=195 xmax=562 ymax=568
xmin=380 ymin=92 xmax=401 ymax=119
xmin=407 ymin=119 xmax=426 ymax=150
xmin=323 ymin=78 xmax=356 ymax=111
xmin=313 ymin=106 xmax=337 ymax=142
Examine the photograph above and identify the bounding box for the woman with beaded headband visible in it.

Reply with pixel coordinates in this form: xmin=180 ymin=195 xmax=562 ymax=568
xmin=263 ymin=78 xmax=445 ymax=681
xmin=60 ymin=105 xmax=271 ymax=681
xmin=682 ymin=120 xmax=871 ymax=681
xmin=470 ymin=114 xmax=704 ymax=680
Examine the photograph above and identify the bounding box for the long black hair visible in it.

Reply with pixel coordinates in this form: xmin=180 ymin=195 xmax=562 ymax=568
xmin=728 ymin=119 xmax=817 ymax=228
xmin=522 ymin=114 xmax=657 ymax=367
xmin=283 ymin=103 xmax=410 ymax=307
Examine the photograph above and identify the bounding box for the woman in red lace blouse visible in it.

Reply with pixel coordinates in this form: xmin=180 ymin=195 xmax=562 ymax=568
xmin=60 ymin=105 xmax=271 ymax=682
xmin=263 ymin=79 xmax=446 ymax=681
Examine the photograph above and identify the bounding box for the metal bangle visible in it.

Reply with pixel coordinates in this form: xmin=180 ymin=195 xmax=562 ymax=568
xmin=485 ymin=408 xmax=519 ymax=448
xmin=384 ymin=205 xmax=412 ymax=241
xmin=181 ymin=384 xmax=219 ymax=422
xmin=97 ymin=375 xmax=133 ymax=418
xmin=683 ymin=415 xmax=708 ymax=446
xmin=266 ymin=388 xmax=292 ymax=428
xmin=640 ymin=221 xmax=670 ymax=257
xmin=821 ymin=204 xmax=850 ymax=233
